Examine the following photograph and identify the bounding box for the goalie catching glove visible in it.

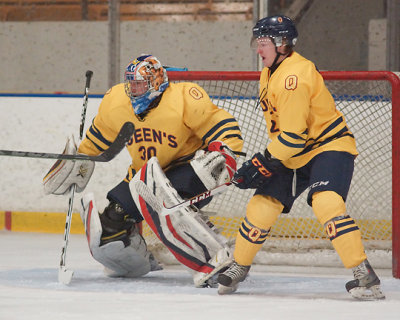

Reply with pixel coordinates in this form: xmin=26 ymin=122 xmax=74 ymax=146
xmin=43 ymin=135 xmax=95 ymax=195
xmin=190 ymin=141 xmax=237 ymax=190
xmin=234 ymin=149 xmax=284 ymax=189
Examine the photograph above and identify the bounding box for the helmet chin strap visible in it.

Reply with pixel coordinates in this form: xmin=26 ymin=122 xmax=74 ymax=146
xmin=270 ymin=47 xmax=287 ymax=70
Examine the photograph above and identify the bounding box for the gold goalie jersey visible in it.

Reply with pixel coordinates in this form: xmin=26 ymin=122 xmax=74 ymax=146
xmin=260 ymin=51 xmax=358 ymax=169
xmin=78 ymin=82 xmax=243 ymax=179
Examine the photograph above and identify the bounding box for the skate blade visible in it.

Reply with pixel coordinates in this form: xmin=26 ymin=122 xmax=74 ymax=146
xmin=349 ymin=285 xmax=385 ymax=300
xmin=218 ymin=283 xmax=239 ymax=295
xmin=193 ymin=257 xmax=233 ymax=288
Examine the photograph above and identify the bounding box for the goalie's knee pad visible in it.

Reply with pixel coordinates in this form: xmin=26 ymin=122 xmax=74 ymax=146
xmin=80 ymin=193 xmax=162 ymax=278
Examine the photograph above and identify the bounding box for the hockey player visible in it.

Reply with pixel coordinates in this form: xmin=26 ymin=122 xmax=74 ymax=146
xmin=43 ymin=54 xmax=243 ymax=287
xmin=217 ymin=15 xmax=385 ymax=300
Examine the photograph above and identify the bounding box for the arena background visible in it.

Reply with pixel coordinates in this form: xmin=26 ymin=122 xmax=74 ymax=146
xmin=0 ymin=0 xmax=399 ymax=270
xmin=1 ymin=0 xmax=399 ymax=94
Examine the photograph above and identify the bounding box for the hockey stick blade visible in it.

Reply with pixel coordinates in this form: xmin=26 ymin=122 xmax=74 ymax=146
xmin=0 ymin=122 xmax=135 ymax=162
xmin=58 ymin=264 xmax=74 ymax=284
xmin=135 ymin=180 xmax=233 ymax=216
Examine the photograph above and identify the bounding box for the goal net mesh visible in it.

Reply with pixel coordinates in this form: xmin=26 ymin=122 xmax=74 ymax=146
xmin=142 ymin=72 xmax=393 ymax=268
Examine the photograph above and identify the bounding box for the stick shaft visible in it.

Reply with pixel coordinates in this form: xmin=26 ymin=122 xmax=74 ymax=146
xmin=135 ymin=179 xmax=236 ymax=216
xmin=79 ymin=70 xmax=93 ymax=139
xmin=0 ymin=122 xmax=134 ymax=162
xmin=0 ymin=149 xmax=113 ymax=161
xmin=160 ymin=182 xmax=232 ymax=215
xmin=59 ymin=70 xmax=93 ymax=279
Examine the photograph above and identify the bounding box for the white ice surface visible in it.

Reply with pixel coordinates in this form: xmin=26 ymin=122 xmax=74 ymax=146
xmin=0 ymin=231 xmax=399 ymax=320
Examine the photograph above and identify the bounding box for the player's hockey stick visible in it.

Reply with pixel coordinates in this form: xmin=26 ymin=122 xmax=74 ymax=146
xmin=0 ymin=143 xmax=245 ymax=161
xmin=135 ymin=179 xmax=238 ymax=216
xmin=0 ymin=133 xmax=132 ymax=162
xmin=58 ymin=70 xmax=93 ymax=285
xmin=57 ymin=122 xmax=134 ymax=283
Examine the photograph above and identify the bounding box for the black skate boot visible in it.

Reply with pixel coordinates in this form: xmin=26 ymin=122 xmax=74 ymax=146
xmin=345 ymin=259 xmax=385 ymax=300
xmin=99 ymin=201 xmax=135 ymax=247
xmin=217 ymin=260 xmax=250 ymax=295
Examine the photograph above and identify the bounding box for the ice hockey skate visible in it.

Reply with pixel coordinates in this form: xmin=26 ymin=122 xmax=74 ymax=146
xmin=217 ymin=260 xmax=250 ymax=295
xmin=345 ymin=259 xmax=385 ymax=300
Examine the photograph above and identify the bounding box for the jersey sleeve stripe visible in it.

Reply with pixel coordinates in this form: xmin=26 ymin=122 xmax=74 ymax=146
xmin=222 ymin=133 xmax=243 ymax=140
xmin=313 ymin=116 xmax=344 ymax=142
xmin=207 ymin=126 xmax=242 ymax=143
xmin=293 ymin=129 xmax=354 ymax=158
xmin=201 ymin=118 xmax=238 ymax=142
xmin=88 ymin=124 xmax=112 ymax=147
xmin=85 ymin=135 xmax=105 ymax=152
xmin=282 ymin=131 xmax=306 ymax=140
xmin=277 ymin=134 xmax=306 ymax=148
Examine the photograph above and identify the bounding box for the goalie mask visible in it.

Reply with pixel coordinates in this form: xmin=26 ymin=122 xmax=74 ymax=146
xmin=124 ymin=54 xmax=169 ymax=115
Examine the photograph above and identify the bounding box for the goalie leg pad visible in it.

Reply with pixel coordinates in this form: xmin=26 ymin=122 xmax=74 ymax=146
xmin=130 ymin=157 xmax=230 ymax=286
xmin=80 ymin=193 xmax=160 ymax=277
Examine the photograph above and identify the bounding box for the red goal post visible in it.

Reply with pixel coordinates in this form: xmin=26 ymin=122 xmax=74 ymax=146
xmin=151 ymin=70 xmax=399 ymax=278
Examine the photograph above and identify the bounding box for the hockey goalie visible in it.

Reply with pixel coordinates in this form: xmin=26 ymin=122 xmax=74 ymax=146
xmin=43 ymin=54 xmax=243 ymax=287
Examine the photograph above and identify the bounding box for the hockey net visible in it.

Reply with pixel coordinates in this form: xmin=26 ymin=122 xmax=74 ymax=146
xmin=142 ymin=70 xmax=400 ymax=278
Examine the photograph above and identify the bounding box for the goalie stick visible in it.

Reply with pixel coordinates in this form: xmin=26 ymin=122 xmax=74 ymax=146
xmin=59 ymin=70 xmax=93 ymax=285
xmin=135 ymin=179 xmax=238 ymax=216
xmin=0 ymin=124 xmax=133 ymax=162
xmin=0 ymin=143 xmax=245 ymax=161
xmin=57 ymin=121 xmax=134 ymax=284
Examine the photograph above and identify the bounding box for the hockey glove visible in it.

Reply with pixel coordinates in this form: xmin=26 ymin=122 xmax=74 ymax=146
xmin=190 ymin=141 xmax=237 ymax=190
xmin=233 ymin=150 xmax=282 ymax=189
xmin=43 ymin=135 xmax=95 ymax=195
xmin=207 ymin=141 xmax=237 ymax=180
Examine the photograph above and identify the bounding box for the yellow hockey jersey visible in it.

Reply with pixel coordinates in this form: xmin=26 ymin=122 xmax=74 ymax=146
xmin=78 ymin=82 xmax=243 ymax=180
xmin=260 ymin=51 xmax=358 ymax=169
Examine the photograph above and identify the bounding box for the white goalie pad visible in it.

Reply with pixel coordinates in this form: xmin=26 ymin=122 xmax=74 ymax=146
xmin=43 ymin=135 xmax=95 ymax=195
xmin=80 ymin=193 xmax=158 ymax=278
xmin=130 ymin=157 xmax=233 ymax=287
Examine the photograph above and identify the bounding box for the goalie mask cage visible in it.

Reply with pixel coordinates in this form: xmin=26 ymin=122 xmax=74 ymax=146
xmin=142 ymin=70 xmax=400 ymax=279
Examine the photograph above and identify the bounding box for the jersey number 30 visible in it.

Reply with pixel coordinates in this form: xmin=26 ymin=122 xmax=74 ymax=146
xmin=139 ymin=146 xmax=157 ymax=160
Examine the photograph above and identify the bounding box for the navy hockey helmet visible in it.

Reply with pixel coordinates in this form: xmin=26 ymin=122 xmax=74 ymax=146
xmin=252 ymin=15 xmax=298 ymax=47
